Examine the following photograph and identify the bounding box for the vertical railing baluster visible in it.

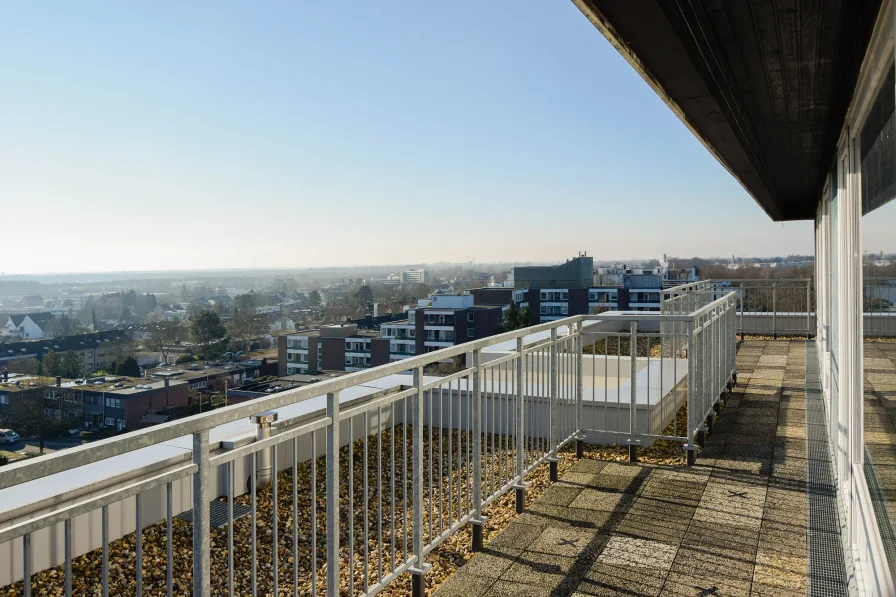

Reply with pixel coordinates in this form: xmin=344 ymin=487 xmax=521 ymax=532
xmin=292 ymin=439 xmax=298 ymax=597
xmin=576 ymin=320 xmax=584 ymax=458
xmin=166 ymin=482 xmax=173 ymax=597
xmin=515 ymin=337 xmax=525 ymax=513
xmin=23 ymin=533 xmax=31 ymax=597
xmin=471 ymin=349 xmax=484 ymax=551
xmin=193 ymin=429 xmax=211 ymax=597
xmin=348 ymin=416 xmax=354 ymax=597
xmin=272 ymin=445 xmax=279 ymax=597
xmin=627 ymin=322 xmax=639 ymax=462
xmin=687 ymin=322 xmax=696 ymax=465
xmin=403 ymin=397 xmax=409 ymax=565
xmin=136 ymin=493 xmax=143 ymax=597
xmin=101 ymin=505 xmax=109 ymax=597
xmin=312 ymin=430 xmax=318 ymax=597
xmin=326 ymin=391 xmax=340 ymax=597
xmin=411 ymin=367 xmax=426 ymax=596
xmin=549 ymin=328 xmax=559 ymax=481
xmin=364 ymin=411 xmax=370 ymax=595
xmin=251 ymin=454 xmax=257 ymax=597
xmin=229 ymin=461 xmax=235 ymax=597
xmin=64 ymin=519 xmax=72 ymax=597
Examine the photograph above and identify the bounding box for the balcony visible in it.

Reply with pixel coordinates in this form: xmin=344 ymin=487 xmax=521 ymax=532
xmin=0 ymin=290 xmax=746 ymax=596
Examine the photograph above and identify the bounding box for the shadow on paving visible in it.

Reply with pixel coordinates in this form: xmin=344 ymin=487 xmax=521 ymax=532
xmin=434 ymin=340 xmax=818 ymax=597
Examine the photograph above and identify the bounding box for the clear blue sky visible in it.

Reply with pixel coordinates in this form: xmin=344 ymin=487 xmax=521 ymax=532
xmin=0 ymin=0 xmax=844 ymax=275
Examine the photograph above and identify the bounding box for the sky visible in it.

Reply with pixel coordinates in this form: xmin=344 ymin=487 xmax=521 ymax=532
xmin=3 ymin=0 xmax=877 ymax=275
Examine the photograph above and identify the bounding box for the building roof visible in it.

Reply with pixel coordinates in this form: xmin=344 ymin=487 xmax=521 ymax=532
xmin=0 ymin=329 xmax=134 ymax=361
xmin=574 ymin=0 xmax=882 ymax=220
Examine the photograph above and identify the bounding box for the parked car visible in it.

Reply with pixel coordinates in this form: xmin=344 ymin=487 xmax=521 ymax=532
xmin=0 ymin=429 xmax=20 ymax=444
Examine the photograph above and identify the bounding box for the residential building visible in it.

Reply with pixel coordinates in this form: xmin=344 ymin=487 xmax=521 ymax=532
xmin=70 ymin=376 xmax=189 ymax=430
xmin=0 ymin=312 xmax=55 ymax=339
xmin=278 ymin=294 xmax=504 ymax=373
xmin=0 ymin=329 xmax=133 ymax=373
xmin=277 ymin=324 xmax=390 ymax=375
xmin=400 ymin=269 xmax=429 ymax=284
xmin=380 ymin=293 xmax=502 ymax=358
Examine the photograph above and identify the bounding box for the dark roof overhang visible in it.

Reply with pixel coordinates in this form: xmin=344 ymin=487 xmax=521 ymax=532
xmin=572 ymin=0 xmax=883 ymax=221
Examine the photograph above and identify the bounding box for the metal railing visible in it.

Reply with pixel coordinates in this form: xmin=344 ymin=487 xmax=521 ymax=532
xmin=0 ymin=297 xmax=738 ymax=597
xmin=708 ymin=277 xmax=896 ymax=338
xmin=709 ymin=278 xmax=812 ymax=338
xmin=864 ymin=277 xmax=896 ymax=337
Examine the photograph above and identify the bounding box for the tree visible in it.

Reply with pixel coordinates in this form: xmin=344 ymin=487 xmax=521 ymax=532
xmin=61 ymin=351 xmax=85 ymax=379
xmin=498 ymin=302 xmax=536 ymax=332
xmin=356 ymin=285 xmax=374 ymax=312
xmin=7 ymin=357 xmax=39 ymax=375
xmin=41 ymin=350 xmax=63 ymax=377
xmin=116 ymin=356 xmax=140 ymax=377
xmin=227 ymin=309 xmax=268 ymax=353
xmin=308 ymin=290 xmax=321 ymax=307
xmin=1 ymin=387 xmax=79 ymax=454
xmin=147 ymin=320 xmax=183 ymax=364
xmin=235 ymin=293 xmax=256 ymax=311
xmin=190 ymin=310 xmax=229 ymax=359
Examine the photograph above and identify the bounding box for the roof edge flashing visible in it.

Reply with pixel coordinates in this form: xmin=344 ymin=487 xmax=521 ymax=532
xmin=570 ymin=0 xmax=783 ymax=221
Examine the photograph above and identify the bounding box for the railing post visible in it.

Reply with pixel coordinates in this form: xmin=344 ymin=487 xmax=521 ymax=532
xmin=192 ymin=429 xmax=211 ymax=597
xmin=411 ymin=367 xmax=428 ymax=595
xmin=739 ymin=286 xmax=744 ymax=340
xmin=772 ymin=282 xmax=777 ymax=339
xmin=575 ymin=320 xmax=584 ymax=459
xmin=627 ymin=321 xmax=640 ymax=463
xmin=470 ymin=351 xmax=485 ymax=552
xmin=686 ymin=321 xmax=697 ymax=465
xmin=806 ymin=281 xmax=812 ymax=339
xmin=515 ymin=337 xmax=526 ymax=513
xmin=548 ymin=328 xmax=559 ymax=481
xmin=326 ymin=391 xmax=340 ymax=597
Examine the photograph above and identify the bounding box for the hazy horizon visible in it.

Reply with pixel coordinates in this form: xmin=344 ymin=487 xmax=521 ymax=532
xmin=0 ymin=251 xmax=827 ymax=280
xmin=3 ymin=1 xmax=892 ymax=275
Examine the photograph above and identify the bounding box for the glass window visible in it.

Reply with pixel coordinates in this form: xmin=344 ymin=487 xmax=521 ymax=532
xmin=860 ymin=65 xmax=896 ymax=214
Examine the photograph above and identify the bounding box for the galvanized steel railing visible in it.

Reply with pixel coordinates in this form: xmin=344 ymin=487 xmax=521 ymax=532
xmin=0 ymin=298 xmax=738 ymax=597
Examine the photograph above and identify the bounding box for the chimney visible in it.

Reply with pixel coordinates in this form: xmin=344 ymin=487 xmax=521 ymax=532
xmin=164 ymin=377 xmax=170 ymax=387
xmin=2 ymin=369 xmax=7 ymax=382
xmin=56 ymin=376 xmax=62 ymax=387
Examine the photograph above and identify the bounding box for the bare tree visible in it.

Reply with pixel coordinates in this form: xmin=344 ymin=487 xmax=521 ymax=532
xmin=1 ymin=386 xmax=80 ymax=454
xmin=147 ymin=320 xmax=184 ymax=364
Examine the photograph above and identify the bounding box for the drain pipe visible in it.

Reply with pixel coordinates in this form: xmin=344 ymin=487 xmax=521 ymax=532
xmin=250 ymin=411 xmax=278 ymax=491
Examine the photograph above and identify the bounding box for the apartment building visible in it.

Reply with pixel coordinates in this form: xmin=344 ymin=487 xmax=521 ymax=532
xmin=381 ymin=294 xmax=502 ymax=358
xmin=278 ymin=324 xmax=391 ymax=375
xmin=0 ymin=329 xmax=133 ymax=373
xmin=512 ymin=258 xmax=700 ymax=322
xmin=0 ymin=374 xmax=189 ymax=431
xmin=278 ymin=295 xmax=503 ymax=374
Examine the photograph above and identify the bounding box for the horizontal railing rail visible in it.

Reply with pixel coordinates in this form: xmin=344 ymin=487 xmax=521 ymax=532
xmin=0 ymin=298 xmax=739 ymax=597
